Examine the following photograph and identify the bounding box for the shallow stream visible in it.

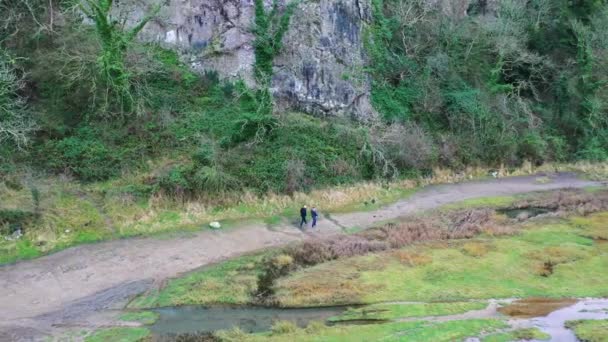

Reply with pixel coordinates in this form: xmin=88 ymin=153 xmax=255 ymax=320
xmin=150 ymin=305 xmax=346 ymax=335
xmin=148 ymin=299 xmax=608 ymax=341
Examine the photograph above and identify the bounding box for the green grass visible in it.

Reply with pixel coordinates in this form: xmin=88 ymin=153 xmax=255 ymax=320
xmin=129 ymin=252 xmax=267 ymax=308
xmin=328 ymin=302 xmax=487 ymax=322
xmin=118 ymin=311 xmax=159 ymax=325
xmin=565 ymin=320 xmax=608 ymax=342
xmin=483 ymin=328 xmax=551 ymax=342
xmin=274 ymin=215 xmax=608 ymax=306
xmin=440 ymin=195 xmax=517 ymax=211
xmin=238 ymin=319 xmax=507 ymax=342
xmin=84 ymin=327 xmax=149 ymax=342
xmin=0 ymin=240 xmax=41 ymax=264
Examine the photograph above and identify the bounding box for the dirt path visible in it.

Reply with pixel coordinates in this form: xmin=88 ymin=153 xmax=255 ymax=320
xmin=0 ymin=173 xmax=602 ymax=340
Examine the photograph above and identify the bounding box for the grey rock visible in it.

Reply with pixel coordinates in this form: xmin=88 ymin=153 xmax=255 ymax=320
xmin=121 ymin=0 xmax=500 ymax=119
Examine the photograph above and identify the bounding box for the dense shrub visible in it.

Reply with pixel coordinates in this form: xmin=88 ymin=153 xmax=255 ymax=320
xmin=42 ymin=127 xmax=120 ymax=181
xmin=270 ymin=320 xmax=298 ymax=335
xmin=0 ymin=209 xmax=37 ymax=235
xmin=256 ymin=254 xmax=296 ymax=298
xmin=365 ymin=0 xmax=608 ymax=167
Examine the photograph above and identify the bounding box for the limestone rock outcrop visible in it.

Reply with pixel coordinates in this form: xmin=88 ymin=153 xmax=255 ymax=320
xmin=128 ymin=0 xmax=497 ymax=120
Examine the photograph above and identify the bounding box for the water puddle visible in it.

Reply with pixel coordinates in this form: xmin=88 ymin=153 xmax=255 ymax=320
xmin=497 ymin=207 xmax=553 ymax=220
xmin=512 ymin=299 xmax=608 ymax=341
xmin=150 ymin=305 xmax=346 ymax=336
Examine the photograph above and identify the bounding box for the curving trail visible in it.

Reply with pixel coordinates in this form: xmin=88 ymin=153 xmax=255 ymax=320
xmin=0 ymin=173 xmax=602 ymax=340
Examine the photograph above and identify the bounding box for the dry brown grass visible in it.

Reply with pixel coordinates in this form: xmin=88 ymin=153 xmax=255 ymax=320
xmin=461 ymin=242 xmax=493 ymax=257
xmin=274 ymin=266 xmax=381 ymax=307
xmin=392 ymin=250 xmax=433 ymax=266
xmin=526 ymin=246 xmax=591 ymax=277
xmin=512 ymin=189 xmax=608 ymax=216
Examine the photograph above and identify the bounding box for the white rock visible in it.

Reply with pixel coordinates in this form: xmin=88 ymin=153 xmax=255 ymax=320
xmin=209 ymin=221 xmax=221 ymax=229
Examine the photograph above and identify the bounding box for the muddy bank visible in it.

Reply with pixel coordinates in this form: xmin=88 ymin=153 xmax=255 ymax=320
xmin=499 ymin=298 xmax=579 ymax=318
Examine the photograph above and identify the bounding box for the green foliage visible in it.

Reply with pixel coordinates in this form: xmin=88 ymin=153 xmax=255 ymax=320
xmin=365 ymin=0 xmax=608 ymax=167
xmin=483 ymin=328 xmax=551 ymax=342
xmin=79 ymin=0 xmax=159 ymax=115
xmin=129 ymin=253 xmax=265 ymax=308
xmin=253 ymin=0 xmax=297 ymax=82
xmin=271 ymin=320 xmax=298 ymax=335
xmin=329 ymin=302 xmax=487 ymax=322
xmin=0 ymin=209 xmax=37 ymax=234
xmin=566 ymin=319 xmax=608 ymax=342
xmin=85 ymin=327 xmax=150 ymax=342
xmin=42 ymin=126 xmax=120 ymax=181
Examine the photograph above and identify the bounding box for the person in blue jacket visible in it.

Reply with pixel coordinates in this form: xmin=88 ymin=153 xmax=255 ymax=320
xmin=311 ymin=207 xmax=318 ymax=228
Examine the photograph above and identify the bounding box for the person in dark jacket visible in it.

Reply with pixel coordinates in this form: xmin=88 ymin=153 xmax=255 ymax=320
xmin=311 ymin=207 xmax=318 ymax=228
xmin=300 ymin=205 xmax=308 ymax=228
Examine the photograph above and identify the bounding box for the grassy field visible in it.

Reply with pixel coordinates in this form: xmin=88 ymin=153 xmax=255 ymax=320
xmin=566 ymin=320 xmax=608 ymax=342
xmin=83 ymin=327 xmax=150 ymax=342
xmin=274 ymin=214 xmax=608 ymax=306
xmin=328 ymin=302 xmax=487 ymax=322
xmin=482 ymin=328 xmax=550 ymax=342
xmin=217 ymin=319 xmax=508 ymax=342
xmin=129 ymin=252 xmax=267 ymax=308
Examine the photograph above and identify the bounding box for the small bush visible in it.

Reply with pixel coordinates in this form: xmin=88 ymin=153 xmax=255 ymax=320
xmin=43 ymin=127 xmax=120 ymax=181
xmin=289 ymin=240 xmax=335 ymax=266
xmin=373 ymin=123 xmax=437 ymax=170
xmin=305 ymin=321 xmax=327 ymax=334
xmin=270 ymin=320 xmax=298 ymax=335
xmin=0 ymin=209 xmax=37 ymax=234
xmin=461 ymin=242 xmax=491 ymax=257
xmin=288 ymin=236 xmax=388 ymax=267
xmin=214 ymin=327 xmax=248 ymax=342
xmin=256 ymin=254 xmax=296 ymax=298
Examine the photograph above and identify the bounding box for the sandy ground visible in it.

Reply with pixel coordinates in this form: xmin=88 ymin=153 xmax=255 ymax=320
xmin=0 ymin=172 xmax=602 ymax=340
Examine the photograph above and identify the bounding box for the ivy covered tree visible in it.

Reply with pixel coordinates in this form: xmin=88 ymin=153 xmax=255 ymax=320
xmin=80 ymin=0 xmax=159 ymax=114
xmin=252 ymin=0 xmax=296 ymax=83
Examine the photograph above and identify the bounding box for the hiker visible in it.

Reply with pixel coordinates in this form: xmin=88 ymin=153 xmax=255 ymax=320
xmin=300 ymin=205 xmax=308 ymax=228
xmin=311 ymin=207 xmax=318 ymax=228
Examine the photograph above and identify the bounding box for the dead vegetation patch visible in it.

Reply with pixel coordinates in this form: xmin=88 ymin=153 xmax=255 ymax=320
xmin=510 ymin=189 xmax=608 ymax=217
xmin=461 ymin=241 xmax=494 ymax=257
xmin=392 ymin=250 xmax=433 ymax=266
xmin=527 ymin=246 xmax=590 ymax=277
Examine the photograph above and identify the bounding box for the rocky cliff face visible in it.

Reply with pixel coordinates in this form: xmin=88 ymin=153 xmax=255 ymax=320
xmin=132 ymin=0 xmax=496 ymax=120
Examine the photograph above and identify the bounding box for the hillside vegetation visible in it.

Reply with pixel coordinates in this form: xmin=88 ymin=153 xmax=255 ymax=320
xmin=1 ymin=0 xmax=608 ymax=258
